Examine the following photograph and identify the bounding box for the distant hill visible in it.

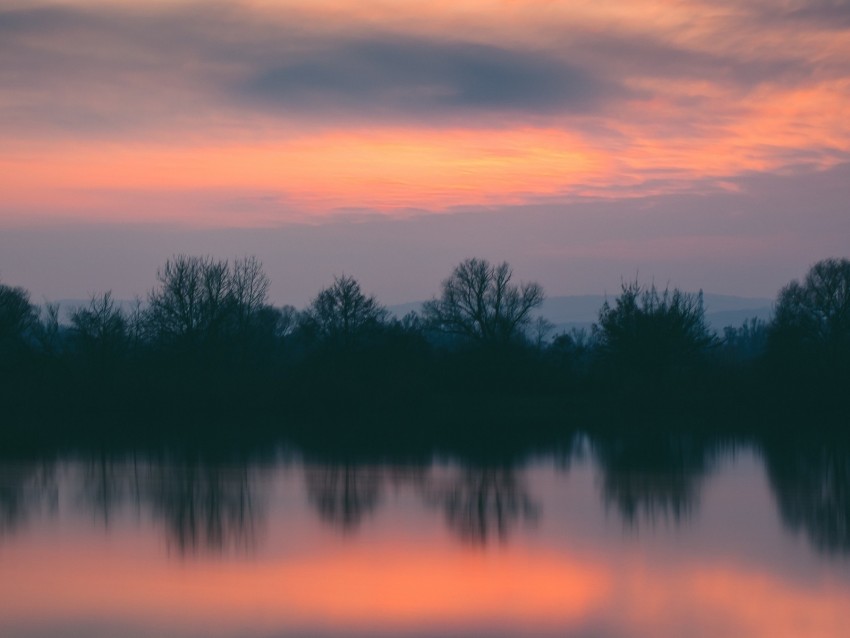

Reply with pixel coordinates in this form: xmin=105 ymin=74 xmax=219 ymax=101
xmin=389 ymin=293 xmax=773 ymax=334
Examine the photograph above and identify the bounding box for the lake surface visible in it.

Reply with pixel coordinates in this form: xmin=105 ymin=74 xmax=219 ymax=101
xmin=1 ymin=432 xmax=848 ymax=637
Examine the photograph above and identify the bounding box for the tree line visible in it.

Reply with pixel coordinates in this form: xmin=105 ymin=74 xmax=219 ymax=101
xmin=1 ymin=255 xmax=848 ymax=433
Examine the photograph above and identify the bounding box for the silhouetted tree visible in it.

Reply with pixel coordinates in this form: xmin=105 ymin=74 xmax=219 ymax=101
xmin=721 ymin=317 xmax=769 ymax=363
xmin=225 ymin=256 xmax=292 ymax=368
xmin=231 ymin=257 xmax=269 ymax=316
xmin=230 ymin=256 xmax=270 ymax=342
xmin=245 ymin=303 xmax=298 ymax=364
xmin=70 ymin=292 xmax=129 ymax=364
xmin=0 ymin=281 xmax=38 ymax=357
xmin=549 ymin=327 xmax=596 ymax=377
xmin=301 ymin=275 xmax=388 ymax=347
xmin=531 ymin=316 xmax=554 ymax=349
xmin=269 ymin=304 xmax=299 ymax=338
xmin=33 ymin=302 xmax=63 ymax=358
xmin=595 ymin=280 xmax=716 ymax=380
xmin=145 ymin=255 xmax=233 ymax=350
xmin=769 ymin=258 xmax=850 ymax=369
xmin=423 ymin=258 xmax=544 ymax=346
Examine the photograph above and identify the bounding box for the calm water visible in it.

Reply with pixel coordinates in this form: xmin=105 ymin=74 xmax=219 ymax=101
xmin=1 ymin=432 xmax=848 ymax=637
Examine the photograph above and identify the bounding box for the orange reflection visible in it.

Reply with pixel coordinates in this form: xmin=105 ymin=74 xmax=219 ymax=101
xmin=0 ymin=539 xmax=611 ymax=631
xmin=615 ymin=560 xmax=850 ymax=638
xmin=3 ymin=532 xmax=850 ymax=637
xmin=687 ymin=566 xmax=850 ymax=638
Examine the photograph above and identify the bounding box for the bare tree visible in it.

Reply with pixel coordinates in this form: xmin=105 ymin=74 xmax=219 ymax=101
xmin=145 ymin=255 xmax=231 ymax=347
xmin=126 ymin=297 xmax=146 ymax=348
xmin=199 ymin=258 xmax=231 ymax=339
xmin=33 ymin=301 xmax=62 ymax=357
xmin=70 ymin=292 xmax=128 ymax=360
xmin=230 ymin=256 xmax=270 ymax=334
xmin=422 ymin=258 xmax=544 ymax=345
xmin=302 ymin=275 xmax=388 ymax=345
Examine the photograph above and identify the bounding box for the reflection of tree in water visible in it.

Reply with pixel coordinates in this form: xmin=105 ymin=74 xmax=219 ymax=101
xmin=420 ymin=466 xmax=539 ymax=545
xmin=76 ymin=455 xmax=267 ymax=555
xmin=592 ymin=433 xmax=718 ymax=527
xmin=145 ymin=463 xmax=264 ymax=555
xmin=0 ymin=461 xmax=57 ymax=536
xmin=763 ymin=438 xmax=850 ymax=556
xmin=305 ymin=464 xmax=383 ymax=533
xmin=79 ymin=454 xmax=142 ymax=527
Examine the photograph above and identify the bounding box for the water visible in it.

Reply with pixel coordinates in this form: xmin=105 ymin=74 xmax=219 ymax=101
xmin=1 ymin=432 xmax=848 ymax=637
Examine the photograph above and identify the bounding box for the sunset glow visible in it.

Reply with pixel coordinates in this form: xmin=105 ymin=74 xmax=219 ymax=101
xmin=1 ymin=4 xmax=849 ymax=637
xmin=3 ymin=525 xmax=849 ymax=637
xmin=2 ymin=0 xmax=848 ymax=227
xmin=1 ymin=543 xmax=611 ymax=630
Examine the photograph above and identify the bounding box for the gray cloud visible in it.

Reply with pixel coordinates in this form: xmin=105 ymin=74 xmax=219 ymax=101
xmin=0 ymin=2 xmax=846 ymax=139
xmin=778 ymin=0 xmax=850 ymax=29
xmin=241 ymin=37 xmax=625 ymax=117
xmin=0 ymin=4 xmax=630 ymax=131
xmin=0 ymin=5 xmax=86 ymax=32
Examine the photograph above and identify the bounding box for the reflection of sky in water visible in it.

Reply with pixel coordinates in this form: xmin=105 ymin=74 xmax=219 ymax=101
xmin=0 ymin=439 xmax=848 ymax=638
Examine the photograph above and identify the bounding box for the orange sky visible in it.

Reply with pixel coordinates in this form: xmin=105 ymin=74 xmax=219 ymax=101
xmin=1 ymin=0 xmax=848 ymax=227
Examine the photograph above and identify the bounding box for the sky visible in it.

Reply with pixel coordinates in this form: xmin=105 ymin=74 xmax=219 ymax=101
xmin=1 ymin=0 xmax=848 ymax=306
